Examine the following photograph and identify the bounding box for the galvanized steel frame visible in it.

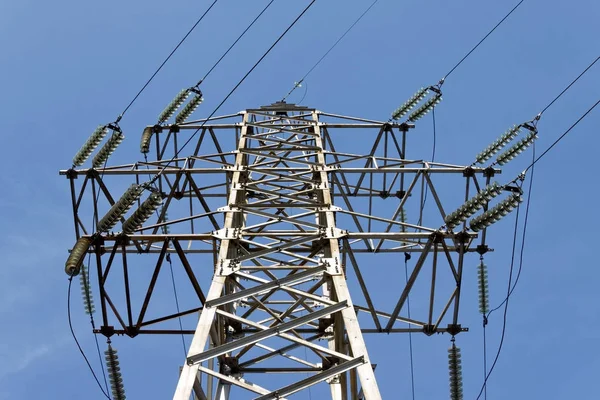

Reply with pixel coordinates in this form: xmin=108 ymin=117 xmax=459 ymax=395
xmin=61 ymin=102 xmax=497 ymax=399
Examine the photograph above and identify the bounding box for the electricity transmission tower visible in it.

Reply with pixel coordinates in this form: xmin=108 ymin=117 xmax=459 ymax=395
xmin=63 ymin=98 xmax=526 ymax=399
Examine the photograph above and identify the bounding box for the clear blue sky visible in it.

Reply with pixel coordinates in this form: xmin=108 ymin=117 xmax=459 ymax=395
xmin=1 ymin=0 xmax=599 ymax=399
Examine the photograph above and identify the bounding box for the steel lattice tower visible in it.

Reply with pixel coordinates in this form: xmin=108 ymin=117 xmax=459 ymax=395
xmin=62 ymin=101 xmax=499 ymax=399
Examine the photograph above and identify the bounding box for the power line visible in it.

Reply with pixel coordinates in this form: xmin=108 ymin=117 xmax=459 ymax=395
xmin=117 ymin=0 xmax=220 ymax=121
xmin=67 ymin=275 xmax=112 ymax=400
xmin=478 ymin=145 xmax=536 ymax=399
xmin=282 ymin=0 xmax=378 ymax=101
xmin=404 ymin=255 xmax=416 ymax=400
xmin=152 ymin=0 xmax=318 ymax=184
xmin=166 ymin=254 xmax=188 ymax=357
xmin=525 ymin=98 xmax=600 ymax=173
xmin=442 ymin=0 xmax=525 ymax=82
xmin=537 ymin=55 xmax=600 ymax=117
xmin=476 ymin=199 xmax=523 ymax=400
xmin=200 ymin=0 xmax=277 ymax=84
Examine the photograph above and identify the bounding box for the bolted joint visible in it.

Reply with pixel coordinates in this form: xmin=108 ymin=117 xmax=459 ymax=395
xmin=125 ymin=326 xmax=139 ymax=338
xmin=483 ymin=166 xmax=496 ymax=178
xmin=462 ymin=166 xmax=475 ymax=178
xmin=476 ymin=244 xmax=489 ymax=255
xmin=395 ymin=190 xmax=407 ymax=199
xmin=432 ymin=231 xmax=445 ymax=244
xmin=446 ymin=324 xmax=463 ymax=336
xmin=318 ymin=318 xmax=334 ymax=335
xmin=379 ymin=190 xmax=390 ymax=199
xmin=220 ymin=357 xmax=241 ymax=376
xmin=423 ymin=324 xmax=436 ymax=336
xmin=100 ymin=325 xmax=115 ymax=338
xmin=65 ymin=168 xmax=78 ymax=179
xmin=322 ymin=356 xmax=342 ymax=370
xmin=227 ymin=319 xmax=244 ymax=340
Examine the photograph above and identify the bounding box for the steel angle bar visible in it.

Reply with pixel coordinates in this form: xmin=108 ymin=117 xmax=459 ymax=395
xmin=239 ymin=337 xmax=322 ymax=368
xmin=196 ymin=365 xmax=271 ymax=396
xmin=172 ymin=240 xmax=206 ymax=304
xmin=338 ymin=209 xmax=437 ymax=233
xmin=238 ymin=272 xmax=334 ymax=306
xmin=187 ymin=301 xmax=348 ymax=365
xmin=252 ymin=342 xmax=319 ymax=368
xmin=243 ymin=187 xmax=321 ymax=205
xmin=248 ymin=170 xmax=316 ymax=185
xmin=319 ymin=112 xmax=388 ymax=124
xmin=206 ymin=267 xmax=325 ymax=308
xmin=237 ymin=235 xmax=318 ymax=262
xmin=216 ymin=309 xmax=353 ymax=362
xmin=138 ymin=210 xmax=219 ymax=232
xmin=434 ymin=288 xmax=458 ymax=331
xmin=354 ymin=305 xmax=426 ymax=327
xmin=343 ymin=239 xmax=381 ymax=330
xmin=384 ymin=237 xmax=434 ymax=331
xmin=254 ymin=357 xmax=365 ymax=400
xmin=240 ymin=208 xmax=322 ymax=229
xmin=440 ymin=240 xmax=459 ymax=280
xmin=140 ymin=306 xmax=203 ymax=327
xmin=245 ymin=135 xmax=319 ymax=149
xmin=172 ymin=113 xmax=241 ymax=126
xmin=423 ymin=171 xmax=449 ymax=221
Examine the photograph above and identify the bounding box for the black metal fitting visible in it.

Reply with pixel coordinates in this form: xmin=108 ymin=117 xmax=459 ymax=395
xmin=65 ymin=168 xmax=78 ymax=179
xmin=125 ymin=326 xmax=139 ymax=338
xmin=476 ymin=244 xmax=489 ymax=255
xmin=446 ymin=324 xmax=462 ymax=336
xmin=423 ymin=324 xmax=435 ymax=336
xmin=483 ymin=166 xmax=496 ymax=178
xmin=395 ymin=190 xmax=407 ymax=199
xmin=100 ymin=325 xmax=115 ymax=338
xmin=462 ymin=166 xmax=475 ymax=178
xmin=152 ymin=124 xmax=163 ymax=134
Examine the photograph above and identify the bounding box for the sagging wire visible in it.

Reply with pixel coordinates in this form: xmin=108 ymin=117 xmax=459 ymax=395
xmin=150 ymin=0 xmax=277 ymax=130
xmin=404 ymin=253 xmax=416 ymax=400
xmin=442 ymin=0 xmax=525 ymax=82
xmin=282 ymin=0 xmax=380 ymax=102
xmin=166 ymin=253 xmax=188 ymax=357
xmin=478 ymin=254 xmax=489 ymax=400
xmin=475 ymin=54 xmax=600 ymax=172
xmin=448 ymin=337 xmax=464 ymax=400
xmin=117 ymin=0 xmax=220 ymax=121
xmin=475 ymin=67 xmax=599 ymax=393
xmin=105 ymin=341 xmax=126 ymax=400
xmin=390 ymin=1 xmax=526 ymax=124
xmin=475 ymin=184 xmax=524 ymax=400
xmin=67 ymin=271 xmax=112 ymax=400
xmin=147 ymin=0 xmax=318 ymax=186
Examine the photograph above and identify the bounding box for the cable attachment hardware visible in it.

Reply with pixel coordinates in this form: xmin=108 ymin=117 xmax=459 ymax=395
xmin=65 ymin=237 xmax=92 ymax=276
xmin=72 ymin=125 xmax=108 ymax=167
xmin=97 ymin=184 xmax=145 ymax=232
xmin=445 ymin=182 xmax=504 ymax=229
xmin=175 ymin=87 xmax=204 ymax=124
xmin=105 ymin=343 xmax=126 ymax=400
xmin=121 ymin=192 xmax=163 ymax=234
xmin=92 ymin=127 xmax=124 ymax=169
xmin=448 ymin=339 xmax=464 ymax=400
xmin=391 ymin=87 xmax=430 ymax=121
xmin=469 ymin=193 xmax=522 ymax=232
xmin=495 ymin=125 xmax=538 ymax=166
xmin=474 ymin=124 xmax=522 ymax=165
xmin=157 ymin=88 xmax=192 ymax=124
xmin=478 ymin=259 xmax=489 ymax=315
xmin=80 ymin=264 xmax=95 ymax=315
